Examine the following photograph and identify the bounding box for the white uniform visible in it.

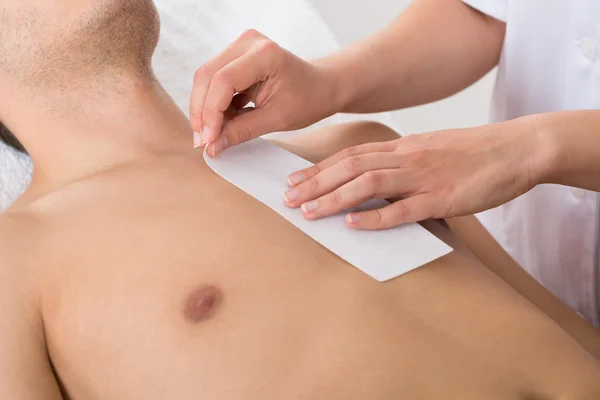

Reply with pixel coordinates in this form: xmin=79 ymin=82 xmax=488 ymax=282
xmin=462 ymin=0 xmax=600 ymax=328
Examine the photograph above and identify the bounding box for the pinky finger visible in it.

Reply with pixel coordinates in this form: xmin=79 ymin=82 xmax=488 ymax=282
xmin=346 ymin=195 xmax=434 ymax=230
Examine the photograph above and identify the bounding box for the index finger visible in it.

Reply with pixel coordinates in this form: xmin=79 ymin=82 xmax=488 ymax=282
xmin=189 ymin=29 xmax=265 ymax=135
xmin=287 ymin=141 xmax=396 ymax=187
xmin=202 ymin=47 xmax=274 ymax=146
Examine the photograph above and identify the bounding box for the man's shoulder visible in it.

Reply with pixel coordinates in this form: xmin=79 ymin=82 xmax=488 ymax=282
xmin=0 ymin=210 xmax=39 ymax=280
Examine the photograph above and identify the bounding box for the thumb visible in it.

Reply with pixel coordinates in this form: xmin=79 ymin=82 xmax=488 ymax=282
xmin=208 ymin=107 xmax=281 ymax=156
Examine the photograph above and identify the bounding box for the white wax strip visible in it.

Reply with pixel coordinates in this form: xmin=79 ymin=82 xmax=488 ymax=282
xmin=204 ymin=139 xmax=451 ymax=282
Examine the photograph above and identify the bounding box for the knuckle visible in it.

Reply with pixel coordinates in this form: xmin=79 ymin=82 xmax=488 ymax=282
xmin=362 ymin=171 xmax=381 ymax=191
xmin=202 ymin=106 xmax=221 ymax=126
xmin=393 ymin=201 xmax=410 ymax=221
xmin=341 ymin=146 xmax=359 ymax=159
xmin=407 ymin=148 xmax=433 ymax=166
xmin=189 ymin=109 xmax=203 ymax=119
xmin=308 ymin=177 xmax=321 ymax=192
xmin=212 ymin=70 xmax=232 ymax=87
xmin=330 ymin=190 xmax=343 ymax=206
xmin=373 ymin=209 xmax=384 ymax=228
xmin=233 ymin=124 xmax=253 ymax=144
xmin=399 ymin=134 xmax=417 ymax=145
xmin=391 ymin=142 xmax=402 ymax=152
xmin=193 ymin=65 xmax=210 ymax=82
xmin=306 ymin=164 xmax=321 ymax=179
xmin=437 ymin=181 xmax=455 ymax=198
xmin=255 ymin=39 xmax=280 ymax=55
xmin=240 ymin=28 xmax=263 ymax=41
xmin=342 ymin=155 xmax=362 ymax=173
xmin=202 ymin=104 xmax=220 ymax=117
xmin=189 ymin=117 xmax=203 ymax=131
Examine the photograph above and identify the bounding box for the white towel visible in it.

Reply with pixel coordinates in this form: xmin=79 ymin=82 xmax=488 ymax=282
xmin=0 ymin=0 xmax=396 ymax=211
xmin=0 ymin=144 xmax=32 ymax=211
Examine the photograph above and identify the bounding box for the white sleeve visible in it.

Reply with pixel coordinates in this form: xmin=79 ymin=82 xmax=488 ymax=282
xmin=461 ymin=0 xmax=508 ymax=23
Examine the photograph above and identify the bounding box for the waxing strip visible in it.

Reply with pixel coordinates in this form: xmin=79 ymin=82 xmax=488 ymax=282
xmin=204 ymin=139 xmax=452 ymax=282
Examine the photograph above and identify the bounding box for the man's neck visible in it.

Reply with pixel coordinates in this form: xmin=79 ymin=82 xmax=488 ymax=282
xmin=5 ymin=77 xmax=194 ymax=207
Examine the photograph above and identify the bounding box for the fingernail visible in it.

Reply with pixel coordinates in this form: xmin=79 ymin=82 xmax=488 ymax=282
xmin=283 ymin=189 xmax=300 ymax=203
xmin=288 ymin=172 xmax=305 ymax=187
xmin=301 ymin=201 xmax=320 ymax=214
xmin=347 ymin=214 xmax=361 ymax=224
xmin=193 ymin=131 xmax=203 ymax=148
xmin=201 ymin=125 xmax=212 ymax=144
xmin=211 ymin=136 xmax=229 ymax=157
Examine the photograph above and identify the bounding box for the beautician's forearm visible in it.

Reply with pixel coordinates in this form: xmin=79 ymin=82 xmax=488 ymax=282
xmin=319 ymin=0 xmax=506 ymax=114
xmin=535 ymin=111 xmax=600 ymax=191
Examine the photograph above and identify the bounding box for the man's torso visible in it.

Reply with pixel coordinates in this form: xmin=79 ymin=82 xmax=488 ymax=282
xmin=4 ymin=151 xmax=600 ymax=399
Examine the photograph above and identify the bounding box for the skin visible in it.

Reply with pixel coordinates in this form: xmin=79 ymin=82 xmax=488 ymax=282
xmin=2 ymin=1 xmax=600 ymax=398
xmin=190 ymin=0 xmax=600 ymax=230
xmin=282 ymin=119 xmax=542 ymax=229
xmin=3 ymin=119 xmax=600 ymax=399
xmin=283 ymin=123 xmax=600 ymax=361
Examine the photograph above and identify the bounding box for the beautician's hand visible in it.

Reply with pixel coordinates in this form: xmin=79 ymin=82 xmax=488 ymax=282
xmin=282 ymin=121 xmax=545 ymax=230
xmin=190 ymin=29 xmax=340 ymax=156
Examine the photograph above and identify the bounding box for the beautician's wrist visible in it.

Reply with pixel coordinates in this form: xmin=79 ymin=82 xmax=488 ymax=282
xmin=311 ymin=55 xmax=363 ymax=116
xmin=522 ymin=113 xmax=561 ymax=186
xmin=492 ymin=115 xmax=555 ymax=189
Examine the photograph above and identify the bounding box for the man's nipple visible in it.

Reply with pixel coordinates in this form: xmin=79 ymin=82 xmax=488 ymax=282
xmin=183 ymin=285 xmax=223 ymax=323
